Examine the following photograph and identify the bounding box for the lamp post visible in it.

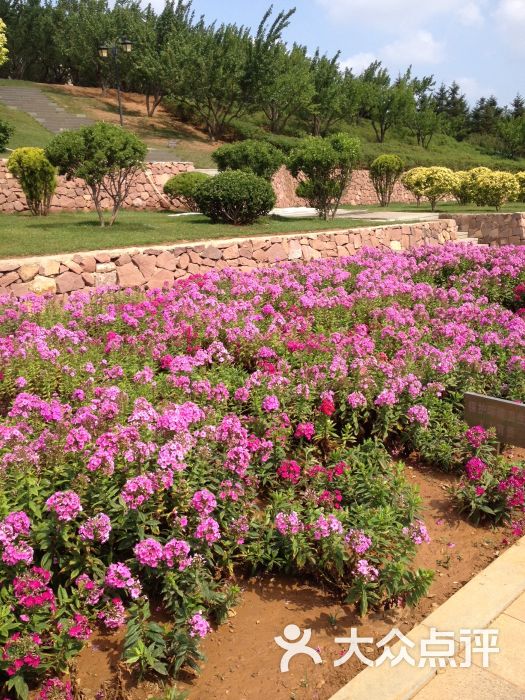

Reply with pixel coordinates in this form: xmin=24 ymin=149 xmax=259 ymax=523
xmin=98 ymin=38 xmax=133 ymax=127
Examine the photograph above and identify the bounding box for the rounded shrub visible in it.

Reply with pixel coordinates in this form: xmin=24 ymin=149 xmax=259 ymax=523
xmin=370 ymin=154 xmax=404 ymax=207
xmin=212 ymin=139 xmax=284 ymax=180
xmin=470 ymin=170 xmax=520 ymax=211
xmin=7 ymin=147 xmax=57 ymax=216
xmin=401 ymin=167 xmax=428 ymax=206
xmin=515 ymin=171 xmax=525 ymax=202
xmin=0 ymin=118 xmax=14 ymax=152
xmin=402 ymin=166 xmax=456 ymax=211
xmin=450 ymin=171 xmax=472 ymax=205
xmin=194 ymin=170 xmax=276 ymax=225
xmin=163 ymin=171 xmax=210 ymax=212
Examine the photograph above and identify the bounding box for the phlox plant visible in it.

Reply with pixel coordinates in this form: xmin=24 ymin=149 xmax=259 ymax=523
xmin=0 ymin=242 xmax=525 ymax=695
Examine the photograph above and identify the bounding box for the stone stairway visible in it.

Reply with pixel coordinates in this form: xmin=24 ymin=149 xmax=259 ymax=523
xmin=454 ymin=230 xmax=489 ymax=247
xmin=0 ymin=85 xmax=92 ymax=134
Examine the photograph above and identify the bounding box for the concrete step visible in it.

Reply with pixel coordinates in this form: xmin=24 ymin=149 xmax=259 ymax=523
xmin=0 ymin=86 xmax=93 ymax=134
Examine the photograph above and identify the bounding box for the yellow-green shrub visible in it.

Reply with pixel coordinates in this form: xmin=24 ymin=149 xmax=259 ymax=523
xmin=450 ymin=171 xmax=472 ymax=206
xmin=7 ymin=147 xmax=57 ymax=216
xmin=401 ymin=167 xmax=428 ymax=206
xmin=470 ymin=170 xmax=520 ymax=211
xmin=516 ymin=172 xmax=525 ymax=202
xmin=404 ymin=166 xmax=457 ymax=211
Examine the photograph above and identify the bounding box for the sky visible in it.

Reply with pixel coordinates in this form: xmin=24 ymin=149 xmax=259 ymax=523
xmin=148 ymin=0 xmax=524 ymax=106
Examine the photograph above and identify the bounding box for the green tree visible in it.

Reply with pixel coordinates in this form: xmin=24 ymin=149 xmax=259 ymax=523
xmin=497 ymin=117 xmax=525 ymax=159
xmin=45 ymin=122 xmax=147 ymax=226
xmin=175 ymin=20 xmax=251 ymax=140
xmin=7 ymin=147 xmax=57 ymax=216
xmin=361 ymin=62 xmax=412 ymax=143
xmin=288 ymin=133 xmax=361 ymax=219
xmin=307 ymin=51 xmax=347 ymax=136
xmin=406 ymin=75 xmax=441 ymax=149
xmin=370 ymin=155 xmax=404 ymax=207
xmin=130 ymin=1 xmax=194 ymax=116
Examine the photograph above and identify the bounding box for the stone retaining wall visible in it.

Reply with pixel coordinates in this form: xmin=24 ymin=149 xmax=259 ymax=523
xmin=0 ymin=160 xmax=194 ymax=213
xmin=0 ymin=160 xmax=420 ymax=213
xmin=439 ymin=213 xmax=525 ymax=246
xmin=0 ymin=220 xmax=458 ymax=297
xmin=272 ymin=166 xmax=418 ymax=208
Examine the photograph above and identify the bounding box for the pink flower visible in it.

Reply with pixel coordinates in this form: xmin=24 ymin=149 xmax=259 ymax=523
xmin=465 ymin=457 xmax=487 ymax=480
xmin=354 ymin=559 xmax=379 ymax=581
xmin=134 ymin=538 xmax=164 ymax=568
xmin=105 ymin=563 xmax=142 ymax=599
xmin=45 ymin=491 xmax=82 ymax=522
xmin=67 ymin=613 xmax=92 ymax=640
xmin=188 ymin=612 xmax=210 ymax=638
xmin=403 ymin=519 xmax=431 ymax=545
xmin=39 ymin=677 xmax=73 ymax=700
xmin=163 ymin=538 xmax=193 ymax=570
xmin=78 ymin=513 xmax=111 ymax=544
xmin=194 ymin=517 xmax=221 ymax=544
xmin=294 ymin=422 xmax=315 ymax=440
xmin=407 ymin=405 xmax=430 ymax=428
xmin=191 ymin=489 xmax=217 ymax=515
xmin=275 ymin=511 xmax=303 ymax=535
xmin=121 ymin=474 xmax=156 ymax=510
xmin=465 ymin=425 xmax=488 ymax=449
xmin=277 ymin=459 xmax=302 ymax=484
xmin=97 ymin=598 xmax=127 ymax=630
xmin=262 ymin=395 xmax=280 ymax=412
xmin=346 ymin=529 xmax=372 ymax=554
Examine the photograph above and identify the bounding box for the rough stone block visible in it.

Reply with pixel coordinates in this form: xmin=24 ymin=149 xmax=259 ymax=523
xmin=18 ymin=264 xmax=40 ymax=282
xmin=0 ymin=260 xmax=21 ymax=273
xmin=117 ymin=262 xmax=146 ymax=288
xmin=56 ymin=271 xmax=85 ymax=294
xmin=147 ymin=269 xmax=175 ymax=290
xmin=39 ymin=259 xmax=61 ymax=276
xmin=30 ymin=275 xmax=56 ymax=294
xmin=156 ymin=251 xmax=178 ymax=271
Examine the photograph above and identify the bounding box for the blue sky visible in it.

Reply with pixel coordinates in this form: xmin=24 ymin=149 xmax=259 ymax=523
xmin=149 ymin=0 xmax=524 ymax=106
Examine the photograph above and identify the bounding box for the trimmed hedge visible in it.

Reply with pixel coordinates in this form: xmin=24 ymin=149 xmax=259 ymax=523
xmin=195 ymin=170 xmax=276 ymax=225
xmin=212 ymin=140 xmax=284 ymax=180
xmin=163 ymin=172 xmax=210 ymax=212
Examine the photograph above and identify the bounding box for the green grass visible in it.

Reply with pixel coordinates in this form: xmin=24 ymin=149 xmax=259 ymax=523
xmin=0 ymin=211 xmax=388 ymax=258
xmin=342 ymin=202 xmax=525 ymax=214
xmin=0 ymin=102 xmax=52 ymax=154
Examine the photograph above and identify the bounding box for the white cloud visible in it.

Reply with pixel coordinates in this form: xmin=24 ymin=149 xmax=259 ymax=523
xmin=381 ymin=31 xmax=445 ymax=65
xmin=494 ymin=0 xmax=525 ymax=52
xmin=456 ymin=77 xmax=494 ymax=103
xmin=316 ymin=0 xmax=485 ymax=30
xmin=340 ymin=52 xmax=377 ymax=73
xmin=457 ymin=2 xmax=485 ymax=26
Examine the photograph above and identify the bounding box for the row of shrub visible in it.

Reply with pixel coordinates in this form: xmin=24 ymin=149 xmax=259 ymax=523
xmin=163 ymin=135 xmax=364 ymax=224
xmin=402 ymin=166 xmax=525 ymax=211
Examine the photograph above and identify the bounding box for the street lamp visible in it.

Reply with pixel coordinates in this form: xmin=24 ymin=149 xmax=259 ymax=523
xmin=98 ymin=38 xmax=133 ymax=127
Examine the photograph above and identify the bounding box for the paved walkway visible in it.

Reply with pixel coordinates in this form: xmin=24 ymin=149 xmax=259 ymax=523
xmin=271 ymin=206 xmax=439 ymax=222
xmin=330 ymin=535 xmax=525 ymax=700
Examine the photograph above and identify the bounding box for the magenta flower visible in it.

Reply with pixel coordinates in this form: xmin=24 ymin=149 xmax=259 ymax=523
xmin=188 ymin=612 xmax=211 ymax=638
xmin=134 ymin=538 xmax=164 ymax=568
xmin=45 ymin=491 xmax=82 ymax=522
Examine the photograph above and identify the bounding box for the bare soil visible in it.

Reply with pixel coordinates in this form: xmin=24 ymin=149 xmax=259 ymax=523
xmin=70 ymin=459 xmax=513 ymax=700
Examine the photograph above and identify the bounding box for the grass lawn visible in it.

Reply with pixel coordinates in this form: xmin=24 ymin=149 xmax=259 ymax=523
xmin=343 ymin=202 xmax=525 ymax=214
xmin=0 ymin=211 xmax=388 ymax=258
xmin=0 ymin=102 xmax=52 ymax=154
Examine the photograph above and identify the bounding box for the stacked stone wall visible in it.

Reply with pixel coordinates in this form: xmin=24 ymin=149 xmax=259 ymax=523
xmin=0 ymin=220 xmax=458 ymax=297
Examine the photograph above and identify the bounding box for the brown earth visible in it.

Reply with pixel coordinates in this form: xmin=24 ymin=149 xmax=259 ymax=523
xmin=70 ymin=459 xmax=513 ymax=700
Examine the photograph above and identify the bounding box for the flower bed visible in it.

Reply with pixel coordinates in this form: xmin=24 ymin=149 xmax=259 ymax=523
xmin=0 ymin=243 xmax=524 ymax=698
